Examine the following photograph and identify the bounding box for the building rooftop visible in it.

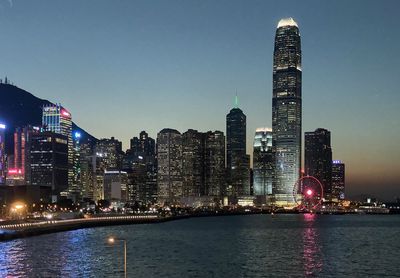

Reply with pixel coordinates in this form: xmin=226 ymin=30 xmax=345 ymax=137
xmin=277 ymin=17 xmax=298 ymax=28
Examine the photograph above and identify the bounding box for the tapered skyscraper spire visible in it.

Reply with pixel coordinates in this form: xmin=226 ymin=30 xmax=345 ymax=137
xmin=234 ymin=92 xmax=239 ymax=108
xmin=272 ymin=17 xmax=302 ymax=205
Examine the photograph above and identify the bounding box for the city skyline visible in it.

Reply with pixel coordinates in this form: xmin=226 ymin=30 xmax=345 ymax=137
xmin=0 ymin=0 xmax=399 ymax=199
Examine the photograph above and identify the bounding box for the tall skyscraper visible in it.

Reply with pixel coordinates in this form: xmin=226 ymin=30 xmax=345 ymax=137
xmin=69 ymin=131 xmax=83 ymax=202
xmin=124 ymin=131 xmax=157 ymax=205
xmin=182 ymin=129 xmax=204 ymax=197
xmin=226 ymin=99 xmax=250 ymax=196
xmin=42 ymin=104 xmax=73 ymax=187
xmin=29 ymin=131 xmax=69 ymax=201
xmin=0 ymin=123 xmax=5 ymax=185
xmin=204 ymin=130 xmax=225 ymax=197
xmin=79 ymin=142 xmax=95 ymax=200
xmin=180 ymin=129 xmax=225 ymax=202
xmin=103 ymin=170 xmax=128 ymax=203
xmin=95 ymin=137 xmax=123 ymax=170
xmin=12 ymin=125 xmax=39 ymax=185
xmin=305 ymin=128 xmax=333 ymax=195
xmin=332 ymin=160 xmax=345 ymax=200
xmin=253 ymin=128 xmax=274 ymax=196
xmin=157 ymin=128 xmax=183 ymax=204
xmin=272 ymin=18 xmax=302 ymax=205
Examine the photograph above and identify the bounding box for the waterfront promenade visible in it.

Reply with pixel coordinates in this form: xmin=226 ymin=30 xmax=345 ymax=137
xmin=0 ymin=214 xmax=161 ymax=241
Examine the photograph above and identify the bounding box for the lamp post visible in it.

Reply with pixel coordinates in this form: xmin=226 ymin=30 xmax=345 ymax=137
xmin=108 ymin=237 xmax=127 ymax=278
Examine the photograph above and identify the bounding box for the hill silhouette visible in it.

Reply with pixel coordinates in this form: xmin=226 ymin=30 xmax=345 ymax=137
xmin=0 ymin=82 xmax=97 ymax=154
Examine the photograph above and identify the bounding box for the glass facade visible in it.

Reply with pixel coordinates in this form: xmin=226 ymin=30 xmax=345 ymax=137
xmin=29 ymin=132 xmax=68 ymax=200
xmin=253 ymin=128 xmax=274 ymax=196
xmin=13 ymin=126 xmax=39 ymax=185
xmin=226 ymin=107 xmax=250 ymax=196
xmin=272 ymin=18 xmax=302 ymax=204
xmin=42 ymin=104 xmax=73 ymax=188
xmin=305 ymin=128 xmax=333 ymax=195
xmin=332 ymin=161 xmax=345 ymax=200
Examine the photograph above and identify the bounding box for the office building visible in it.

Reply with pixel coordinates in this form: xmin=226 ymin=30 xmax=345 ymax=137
xmin=157 ymin=128 xmax=183 ymax=204
xmin=95 ymin=137 xmax=123 ymax=170
xmin=305 ymin=128 xmax=332 ymax=195
xmin=204 ymin=130 xmax=225 ymax=197
xmin=332 ymin=160 xmax=345 ymax=200
xmin=42 ymin=104 xmax=73 ymax=188
xmin=124 ymin=131 xmax=157 ymax=205
xmin=253 ymin=128 xmax=274 ymax=196
xmin=272 ymin=18 xmax=302 ymax=205
xmin=226 ymin=99 xmax=250 ymax=196
xmin=182 ymin=129 xmax=204 ymax=197
xmin=29 ymin=131 xmax=68 ymax=202
xmin=13 ymin=126 xmax=40 ymax=184
xmin=0 ymin=123 xmax=5 ymax=185
xmin=103 ymin=170 xmax=128 ymax=203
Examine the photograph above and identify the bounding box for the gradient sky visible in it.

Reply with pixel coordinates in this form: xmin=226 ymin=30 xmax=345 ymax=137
xmin=0 ymin=0 xmax=399 ymax=199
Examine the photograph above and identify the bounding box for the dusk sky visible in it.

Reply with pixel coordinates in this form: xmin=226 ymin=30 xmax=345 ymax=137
xmin=0 ymin=0 xmax=399 ymax=199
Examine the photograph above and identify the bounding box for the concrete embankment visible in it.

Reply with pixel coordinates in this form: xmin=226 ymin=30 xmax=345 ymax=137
xmin=0 ymin=215 xmax=172 ymax=242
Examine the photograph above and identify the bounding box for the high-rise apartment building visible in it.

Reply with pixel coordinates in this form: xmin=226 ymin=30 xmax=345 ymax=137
xmin=272 ymin=18 xmax=302 ymax=205
xmin=253 ymin=128 xmax=274 ymax=196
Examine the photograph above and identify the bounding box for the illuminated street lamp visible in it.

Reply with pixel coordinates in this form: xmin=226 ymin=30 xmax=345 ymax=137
xmin=10 ymin=202 xmax=27 ymax=220
xmin=108 ymin=237 xmax=127 ymax=278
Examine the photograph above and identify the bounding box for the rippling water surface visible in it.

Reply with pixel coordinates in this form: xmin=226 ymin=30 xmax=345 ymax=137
xmin=1 ymin=214 xmax=400 ymax=277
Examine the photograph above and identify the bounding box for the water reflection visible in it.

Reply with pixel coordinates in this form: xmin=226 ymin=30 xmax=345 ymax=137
xmin=302 ymin=213 xmax=323 ymax=276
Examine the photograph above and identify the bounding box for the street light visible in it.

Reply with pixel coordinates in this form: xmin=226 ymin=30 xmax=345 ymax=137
xmin=108 ymin=237 xmax=127 ymax=278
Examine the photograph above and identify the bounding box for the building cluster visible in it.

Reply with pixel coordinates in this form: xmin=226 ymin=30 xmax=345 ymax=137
xmin=0 ymin=18 xmax=345 ymax=209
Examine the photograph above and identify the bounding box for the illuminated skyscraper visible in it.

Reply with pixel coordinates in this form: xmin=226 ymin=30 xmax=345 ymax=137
xmin=253 ymin=128 xmax=274 ymax=196
xmin=157 ymin=128 xmax=183 ymax=204
xmin=332 ymin=161 xmax=345 ymax=200
xmin=0 ymin=123 xmax=5 ymax=185
xmin=95 ymin=137 xmax=123 ymax=170
xmin=272 ymin=18 xmax=302 ymax=204
xmin=305 ymin=128 xmax=332 ymax=194
xmin=182 ymin=129 xmax=204 ymax=197
xmin=226 ymin=98 xmax=250 ymax=196
xmin=29 ymin=131 xmax=69 ymax=201
xmin=124 ymin=131 xmax=157 ymax=205
xmin=13 ymin=125 xmax=39 ymax=185
xmin=204 ymin=130 xmax=225 ymax=197
xmin=42 ymin=104 xmax=73 ymax=187
xmin=180 ymin=129 xmax=225 ymax=201
xmin=103 ymin=170 xmax=128 ymax=203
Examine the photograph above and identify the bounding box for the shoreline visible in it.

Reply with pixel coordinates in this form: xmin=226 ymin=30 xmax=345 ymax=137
xmin=0 ymin=211 xmax=397 ymax=242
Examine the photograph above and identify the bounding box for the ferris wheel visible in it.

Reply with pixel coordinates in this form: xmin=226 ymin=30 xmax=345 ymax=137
xmin=292 ymin=175 xmax=324 ymax=210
